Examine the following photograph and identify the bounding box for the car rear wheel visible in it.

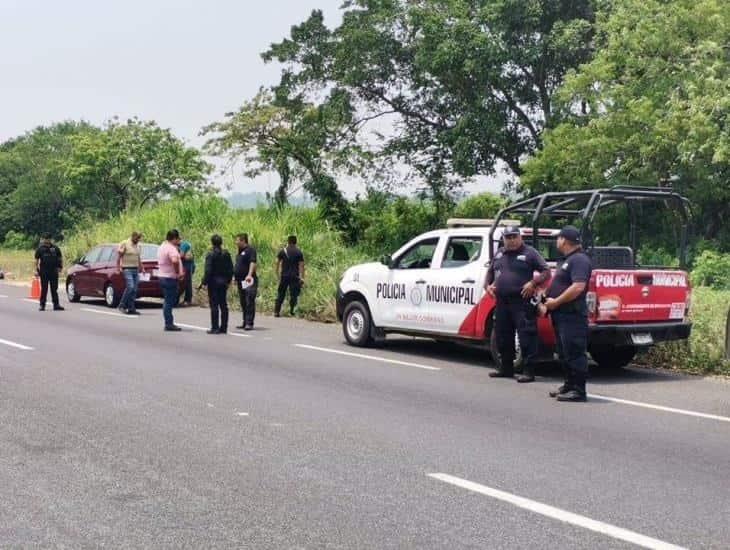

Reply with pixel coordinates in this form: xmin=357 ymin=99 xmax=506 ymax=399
xmin=104 ymin=282 xmax=120 ymax=308
xmin=66 ymin=278 xmax=81 ymax=302
xmin=342 ymin=301 xmax=374 ymax=347
xmin=590 ymin=345 xmax=636 ymax=369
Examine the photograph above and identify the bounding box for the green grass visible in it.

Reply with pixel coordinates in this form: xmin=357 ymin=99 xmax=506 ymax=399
xmin=61 ymin=196 xmax=370 ymax=321
xmin=0 ymin=248 xmax=38 ymax=282
xmin=639 ymin=287 xmax=730 ymax=376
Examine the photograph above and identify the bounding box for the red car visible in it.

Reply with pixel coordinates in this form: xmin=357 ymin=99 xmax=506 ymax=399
xmin=65 ymin=243 xmax=185 ymax=307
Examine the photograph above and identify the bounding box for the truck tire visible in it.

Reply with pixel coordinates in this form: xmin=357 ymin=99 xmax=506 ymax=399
xmin=342 ymin=301 xmax=374 ymax=347
xmin=590 ymin=346 xmax=636 ymax=369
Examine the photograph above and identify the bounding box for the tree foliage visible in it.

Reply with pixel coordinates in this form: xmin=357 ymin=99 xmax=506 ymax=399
xmin=522 ymin=0 xmax=730 ymax=246
xmin=0 ymin=120 xmax=212 ymax=243
xmin=263 ymin=0 xmax=598 ymax=197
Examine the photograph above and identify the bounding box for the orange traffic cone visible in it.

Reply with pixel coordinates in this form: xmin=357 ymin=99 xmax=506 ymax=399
xmin=29 ymin=276 xmax=41 ymax=299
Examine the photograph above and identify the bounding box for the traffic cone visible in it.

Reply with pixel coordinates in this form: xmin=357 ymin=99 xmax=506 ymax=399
xmin=29 ymin=276 xmax=41 ymax=299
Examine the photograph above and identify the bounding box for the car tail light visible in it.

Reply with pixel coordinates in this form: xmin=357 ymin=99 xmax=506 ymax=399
xmin=586 ymin=291 xmax=597 ymax=316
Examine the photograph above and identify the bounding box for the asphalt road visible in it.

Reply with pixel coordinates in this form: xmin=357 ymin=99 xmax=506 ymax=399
xmin=1 ymin=282 xmax=729 ymax=549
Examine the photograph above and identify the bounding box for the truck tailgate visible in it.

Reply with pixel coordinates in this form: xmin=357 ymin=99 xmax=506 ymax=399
xmin=592 ymin=270 xmax=689 ymax=323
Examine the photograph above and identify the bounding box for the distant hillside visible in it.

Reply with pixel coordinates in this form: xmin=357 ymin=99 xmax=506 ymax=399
xmin=225 ymin=191 xmax=314 ymax=209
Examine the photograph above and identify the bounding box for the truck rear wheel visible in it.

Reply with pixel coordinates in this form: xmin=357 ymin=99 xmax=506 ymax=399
xmin=342 ymin=301 xmax=374 ymax=347
xmin=590 ymin=346 xmax=636 ymax=369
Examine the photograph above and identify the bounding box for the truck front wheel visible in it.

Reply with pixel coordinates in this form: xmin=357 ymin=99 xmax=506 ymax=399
xmin=342 ymin=301 xmax=374 ymax=347
xmin=590 ymin=346 xmax=636 ymax=369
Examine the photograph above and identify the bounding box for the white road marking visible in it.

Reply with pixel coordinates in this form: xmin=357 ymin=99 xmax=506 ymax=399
xmin=236 ymin=412 xmax=250 ymax=416
xmin=294 ymin=344 xmax=441 ymax=371
xmin=207 ymin=403 xmax=214 ymax=408
xmin=22 ymin=299 xmax=38 ymax=303
xmin=80 ymin=308 xmax=135 ymax=319
xmin=588 ymin=393 xmax=730 ymax=424
xmin=0 ymin=294 xmax=8 ymax=298
xmin=429 ymin=473 xmax=686 ymax=550
xmin=176 ymin=323 xmax=252 ymax=337
xmin=0 ymin=338 xmax=34 ymax=351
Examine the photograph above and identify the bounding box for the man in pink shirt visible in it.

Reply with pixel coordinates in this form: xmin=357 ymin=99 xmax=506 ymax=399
xmin=157 ymin=229 xmax=185 ymax=331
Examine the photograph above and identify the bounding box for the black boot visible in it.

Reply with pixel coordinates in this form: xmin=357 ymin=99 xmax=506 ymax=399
xmin=556 ymin=390 xmax=587 ymax=402
xmin=489 ymin=360 xmax=514 ymax=378
xmin=516 ymin=364 xmax=535 ymax=383
xmin=549 ymin=384 xmax=570 ymax=398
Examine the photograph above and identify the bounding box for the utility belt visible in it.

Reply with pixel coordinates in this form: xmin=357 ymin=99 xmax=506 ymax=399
xmin=553 ymin=299 xmax=587 ymax=316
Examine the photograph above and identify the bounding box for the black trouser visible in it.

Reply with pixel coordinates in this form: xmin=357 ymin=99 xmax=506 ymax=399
xmin=275 ymin=275 xmax=301 ymax=315
xmin=494 ymin=296 xmax=538 ymax=375
xmin=208 ymin=283 xmax=229 ymax=332
xmin=237 ymin=280 xmax=257 ymax=327
xmin=39 ymin=271 xmax=60 ymax=308
xmin=182 ymin=261 xmax=194 ymax=303
xmin=551 ymin=308 xmax=589 ymax=394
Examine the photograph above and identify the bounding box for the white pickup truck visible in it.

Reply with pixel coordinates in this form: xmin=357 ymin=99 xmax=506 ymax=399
xmin=336 ymin=187 xmax=693 ymax=369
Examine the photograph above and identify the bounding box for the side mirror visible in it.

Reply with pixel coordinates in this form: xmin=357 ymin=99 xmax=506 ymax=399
xmin=380 ymin=254 xmax=393 ymax=268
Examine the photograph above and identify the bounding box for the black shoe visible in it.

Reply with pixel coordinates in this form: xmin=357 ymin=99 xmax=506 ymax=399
xmin=207 ymin=329 xmax=220 ymax=334
xmin=39 ymin=305 xmax=45 ymax=311
xmin=489 ymin=370 xmax=514 ymax=378
xmin=164 ymin=325 xmax=182 ymax=332
xmin=516 ymin=374 xmax=535 ymax=383
xmin=274 ymin=313 xmax=281 ymax=318
xmin=236 ymin=324 xmax=246 ymax=329
xmin=218 ymin=329 xmax=227 ymax=334
xmin=549 ymin=385 xmax=569 ymax=398
xmin=126 ymin=310 xmax=140 ymax=315
xmin=556 ymin=390 xmax=587 ymax=402
xmin=53 ymin=305 xmax=65 ymax=311
xmin=243 ymin=325 xmax=254 ymax=331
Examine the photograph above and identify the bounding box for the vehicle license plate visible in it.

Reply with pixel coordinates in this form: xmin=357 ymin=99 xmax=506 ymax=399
xmin=631 ymin=333 xmax=653 ymax=345
xmin=139 ymin=273 xmax=151 ymax=282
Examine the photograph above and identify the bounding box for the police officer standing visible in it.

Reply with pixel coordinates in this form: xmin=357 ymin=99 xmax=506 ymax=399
xmin=539 ymin=225 xmax=593 ymax=402
xmin=486 ymin=226 xmax=549 ymax=382
xmin=34 ymin=233 xmax=65 ymax=311
xmin=200 ymin=234 xmax=234 ymax=334
xmin=234 ymin=233 xmax=258 ymax=330
xmin=274 ymin=235 xmax=305 ymax=317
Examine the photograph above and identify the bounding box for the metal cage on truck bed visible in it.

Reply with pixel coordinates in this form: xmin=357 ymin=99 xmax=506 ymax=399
xmin=489 ymin=186 xmax=691 ymax=269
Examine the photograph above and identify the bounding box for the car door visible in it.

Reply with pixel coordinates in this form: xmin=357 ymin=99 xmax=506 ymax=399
xmin=89 ymin=246 xmax=117 ymax=296
xmin=427 ymin=235 xmax=487 ymax=336
xmin=379 ymin=237 xmax=443 ymax=330
xmin=73 ymin=247 xmax=102 ymax=295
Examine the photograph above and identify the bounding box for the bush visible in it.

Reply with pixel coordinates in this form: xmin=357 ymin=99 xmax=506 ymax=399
xmin=691 ymin=250 xmax=730 ymax=290
xmin=452 ymin=192 xmax=505 ymax=219
xmin=636 ymin=246 xmax=679 ymax=268
xmin=3 ymin=230 xmax=36 ymax=250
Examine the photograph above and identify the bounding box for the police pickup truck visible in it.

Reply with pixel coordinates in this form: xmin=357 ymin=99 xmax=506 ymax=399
xmin=336 ymin=187 xmax=693 ymax=369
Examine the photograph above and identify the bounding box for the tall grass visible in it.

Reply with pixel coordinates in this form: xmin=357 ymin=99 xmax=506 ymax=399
xmin=0 ymin=249 xmax=37 ymax=281
xmin=63 ymin=196 xmax=370 ymax=321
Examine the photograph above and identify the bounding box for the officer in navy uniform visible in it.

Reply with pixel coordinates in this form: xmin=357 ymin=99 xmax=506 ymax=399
xmin=539 ymin=225 xmax=593 ymax=402
xmin=34 ymin=233 xmax=65 ymax=311
xmin=486 ymin=225 xmax=550 ymax=382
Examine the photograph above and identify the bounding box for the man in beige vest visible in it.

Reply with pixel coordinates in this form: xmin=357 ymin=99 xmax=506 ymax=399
xmin=117 ymin=231 xmax=146 ymax=315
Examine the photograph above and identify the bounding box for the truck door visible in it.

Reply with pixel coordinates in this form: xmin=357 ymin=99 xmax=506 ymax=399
xmin=427 ymin=235 xmax=486 ymax=336
xmin=379 ymin=237 xmax=442 ymax=330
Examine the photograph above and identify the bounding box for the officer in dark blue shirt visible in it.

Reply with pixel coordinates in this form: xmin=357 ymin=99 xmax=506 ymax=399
xmin=540 ymin=225 xmax=593 ymax=402
xmin=486 ymin=226 xmax=550 ymax=382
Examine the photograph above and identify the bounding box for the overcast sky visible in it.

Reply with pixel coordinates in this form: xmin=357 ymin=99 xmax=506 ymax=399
xmin=0 ymin=0 xmax=502 ymax=197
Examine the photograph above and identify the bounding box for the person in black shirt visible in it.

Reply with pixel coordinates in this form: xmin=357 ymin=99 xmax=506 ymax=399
xmin=234 ymin=233 xmax=258 ymax=330
xmin=34 ymin=233 xmax=65 ymax=311
xmin=200 ymin=234 xmax=234 ymax=334
xmin=539 ymin=225 xmax=593 ymax=402
xmin=275 ymin=235 xmax=305 ymax=317
xmin=485 ymin=225 xmax=550 ymax=382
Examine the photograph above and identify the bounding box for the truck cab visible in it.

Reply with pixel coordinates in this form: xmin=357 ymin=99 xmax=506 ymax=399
xmin=337 ymin=186 xmax=693 ymax=369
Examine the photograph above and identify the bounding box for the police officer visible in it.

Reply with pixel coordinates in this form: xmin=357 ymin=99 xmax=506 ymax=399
xmin=34 ymin=233 xmax=65 ymax=312
xmin=274 ymin=235 xmax=305 ymax=317
xmin=486 ymin=225 xmax=550 ymax=382
xmin=539 ymin=225 xmax=593 ymax=402
xmin=199 ymin=234 xmax=234 ymax=334
xmin=234 ymin=233 xmax=258 ymax=330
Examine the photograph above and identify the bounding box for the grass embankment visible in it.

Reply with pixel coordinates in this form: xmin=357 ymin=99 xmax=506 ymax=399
xmin=0 ymin=249 xmax=37 ymax=282
xmin=64 ymin=196 xmax=370 ymax=321
xmin=640 ymin=287 xmax=730 ymax=376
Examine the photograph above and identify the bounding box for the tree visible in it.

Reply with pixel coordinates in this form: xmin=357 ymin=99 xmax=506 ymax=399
xmin=521 ymin=0 xmax=730 ymax=246
xmin=66 ymin=118 xmax=213 ymax=213
xmin=203 ymin=89 xmax=361 ymax=241
xmin=263 ymin=0 xmax=598 ymax=196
